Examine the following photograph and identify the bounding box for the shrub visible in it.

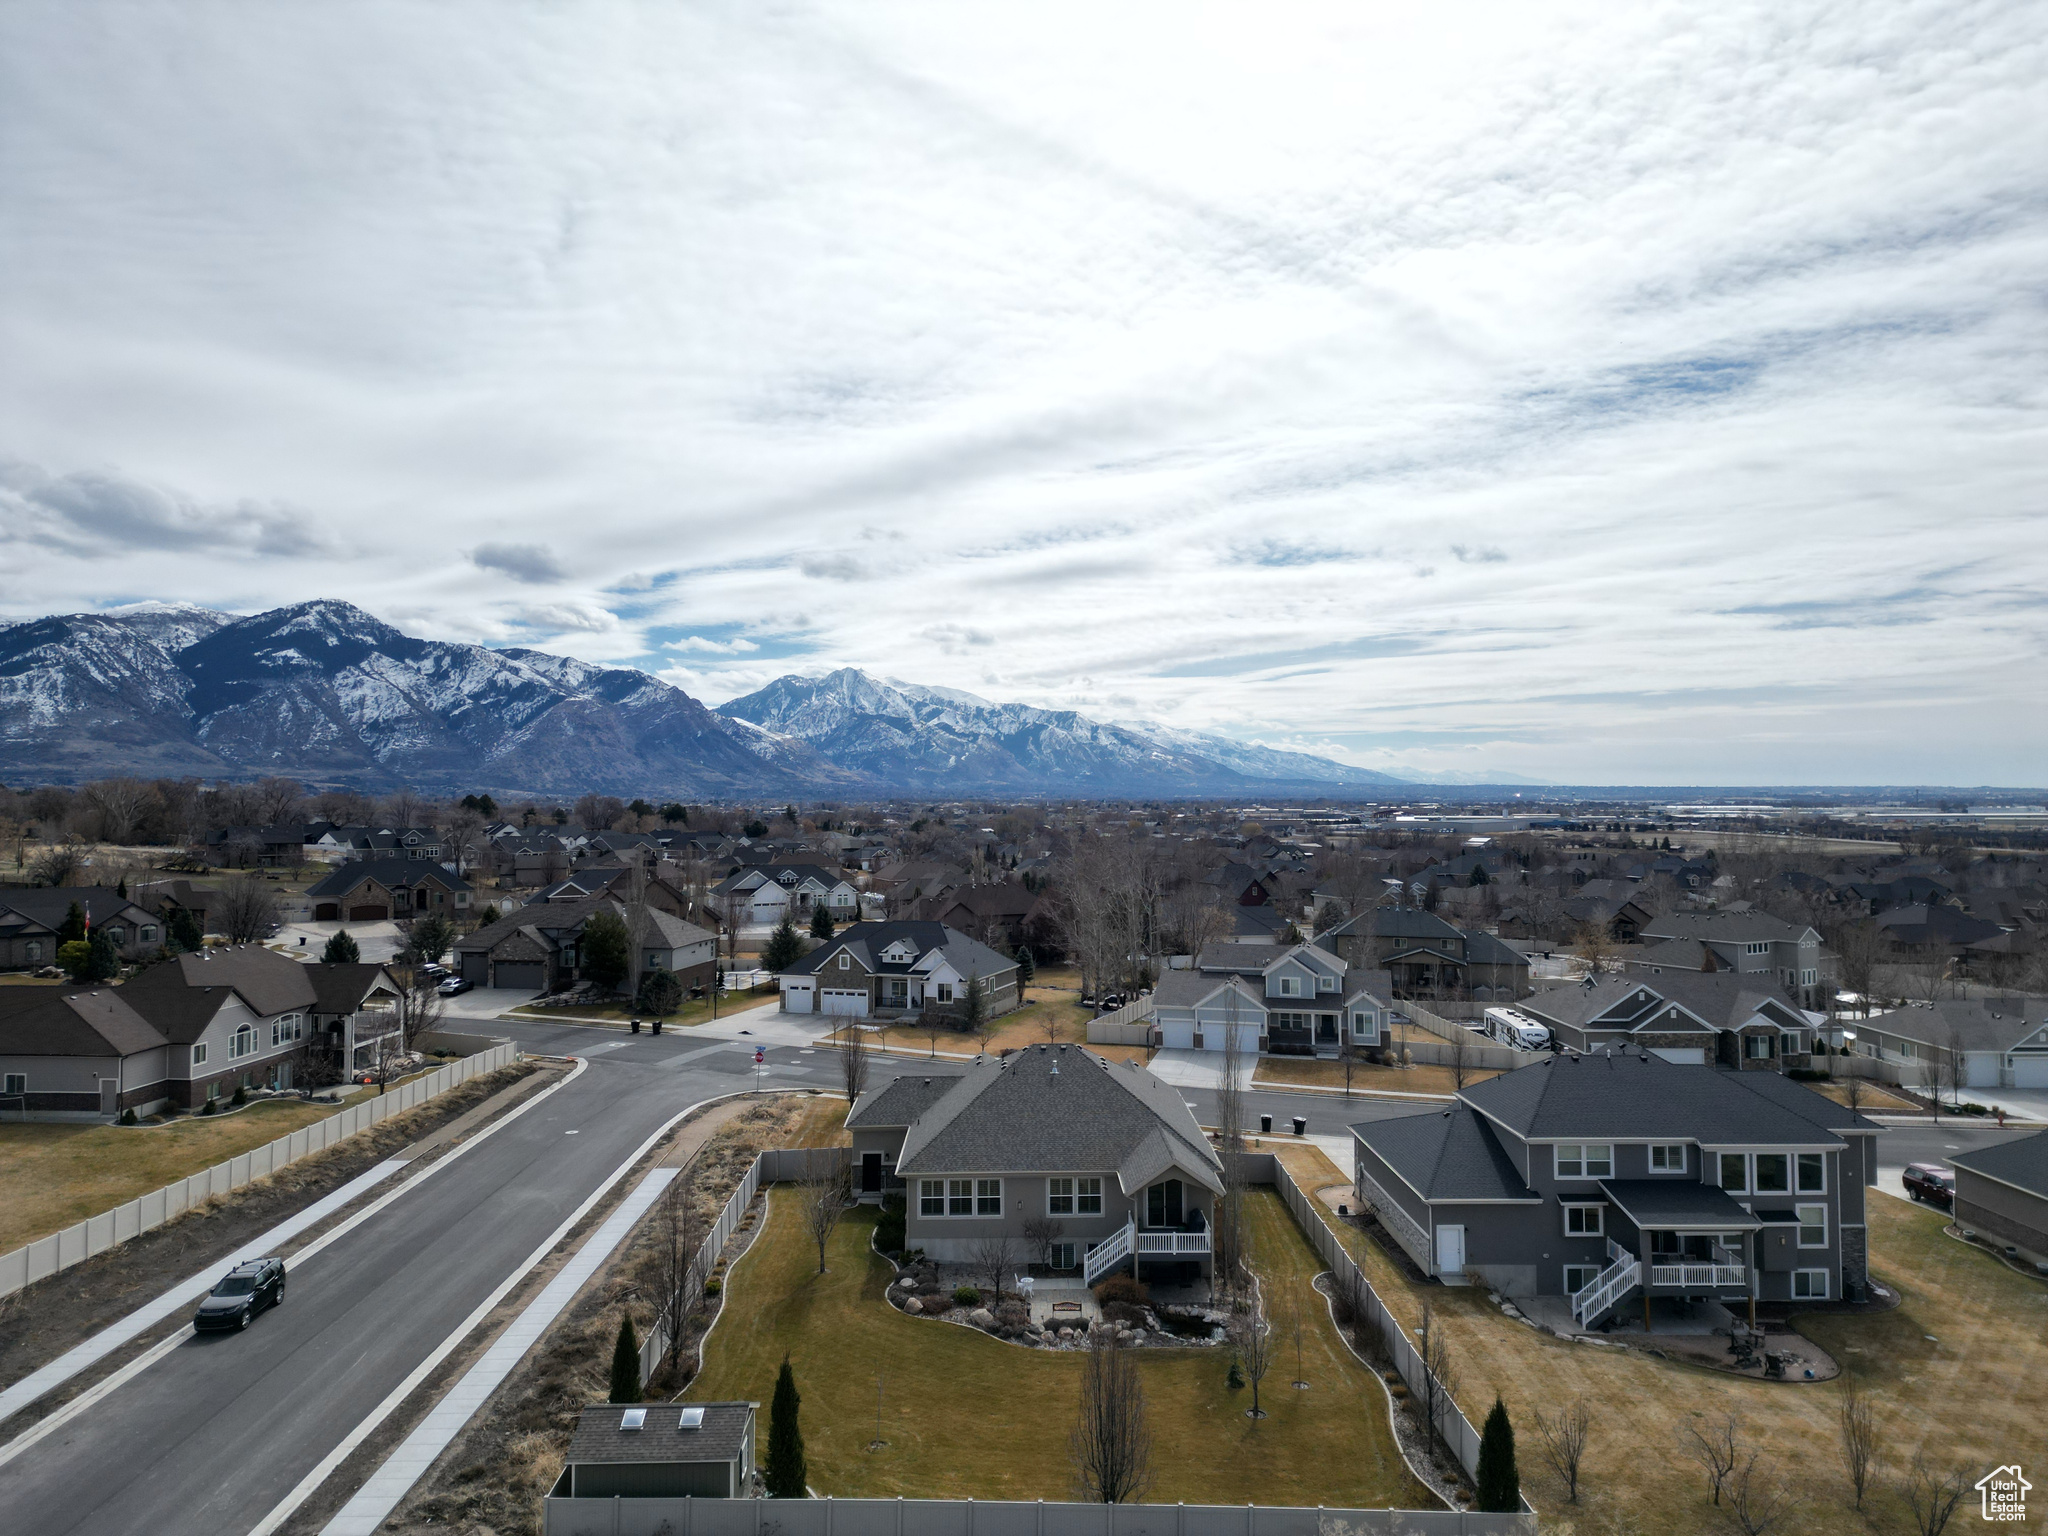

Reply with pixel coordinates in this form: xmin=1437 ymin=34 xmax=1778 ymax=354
xmin=1475 ymin=1396 xmax=1520 ymax=1512
xmin=1093 ymin=1273 xmax=1149 ymax=1307
xmin=1786 ymin=1068 xmax=1826 ymax=1081
xmin=703 ymin=1278 xmax=722 ymax=1297
xmin=1226 ymin=1357 xmax=1245 ymax=1389
xmin=875 ymin=1194 xmax=906 ymax=1253
xmin=1102 ymin=1300 xmax=1148 ymax=1328
xmin=953 ymin=1285 xmax=983 ymax=1308
xmin=118 ymin=1108 xmax=137 ymax=1126
xmin=232 ymin=1085 xmax=247 ymax=1106
xmin=201 ymin=1099 xmax=218 ymax=1116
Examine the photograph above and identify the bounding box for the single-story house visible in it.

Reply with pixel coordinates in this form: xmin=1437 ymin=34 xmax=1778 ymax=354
xmin=1350 ymin=1050 xmax=1879 ymax=1309
xmin=1151 ymin=941 xmax=1392 ymax=1058
xmin=847 ymin=1044 xmax=1224 ymax=1282
xmin=776 ymin=921 xmax=1018 ymax=1020
xmin=454 ymin=897 xmax=715 ymax=996
xmin=306 ymin=859 xmax=472 ymax=923
xmin=0 ymin=887 xmax=165 ymax=971
xmin=1847 ymin=997 xmax=2048 ymax=1090
xmin=1516 ymin=972 xmax=1814 ymax=1070
xmin=547 ymin=1401 xmax=756 ymax=1502
xmin=1950 ymin=1129 xmax=2048 ymax=1256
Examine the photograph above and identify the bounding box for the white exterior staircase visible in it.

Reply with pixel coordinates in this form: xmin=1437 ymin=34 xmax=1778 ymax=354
xmin=1571 ymin=1238 xmax=1641 ymax=1328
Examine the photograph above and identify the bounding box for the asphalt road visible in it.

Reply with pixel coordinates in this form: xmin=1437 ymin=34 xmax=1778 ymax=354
xmin=0 ymin=1011 xmax=1446 ymax=1536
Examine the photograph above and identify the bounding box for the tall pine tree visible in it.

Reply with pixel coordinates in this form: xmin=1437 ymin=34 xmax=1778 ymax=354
xmin=761 ymin=912 xmax=806 ymax=973
xmin=608 ymin=1315 xmax=643 ymax=1403
xmin=1475 ymin=1396 xmax=1520 ymax=1512
xmin=322 ymin=929 xmax=361 ymax=964
xmin=765 ymin=1354 xmax=806 ymax=1497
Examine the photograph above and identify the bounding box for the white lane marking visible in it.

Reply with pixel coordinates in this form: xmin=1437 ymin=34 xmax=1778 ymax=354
xmin=578 ymin=1041 xmax=629 ymax=1055
xmin=245 ymin=1085 xmax=767 ymax=1536
xmin=316 ymin=1167 xmax=679 ymax=1536
xmin=0 ymin=1057 xmax=585 ymax=1448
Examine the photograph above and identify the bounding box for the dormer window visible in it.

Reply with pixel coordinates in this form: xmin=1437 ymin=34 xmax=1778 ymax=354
xmin=1317 ymin=975 xmax=1335 ymax=992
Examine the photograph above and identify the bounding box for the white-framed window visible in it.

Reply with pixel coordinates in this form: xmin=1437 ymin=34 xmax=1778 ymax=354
xmin=24 ymin=941 xmax=40 ymax=961
xmin=1050 ymin=1176 xmax=1102 ymax=1214
xmin=1755 ymin=1154 xmax=1790 ymax=1193
xmin=1650 ymin=1144 xmax=1687 ymax=1173
xmin=1563 ymin=1264 xmax=1600 ymax=1294
xmin=191 ymin=1042 xmax=208 ymax=1066
xmin=270 ymin=1014 xmax=304 ymax=1047
xmin=947 ymin=1179 xmax=974 ymax=1216
xmin=936 ymin=983 xmax=954 ymax=1003
xmin=1351 ymin=1011 xmax=1378 ymax=1040
xmin=1563 ymin=1204 xmax=1604 ymax=1236
xmin=1745 ymin=1034 xmax=1775 ymax=1059
xmin=1719 ymin=1153 xmax=1747 ymax=1192
xmin=1076 ymin=1176 xmax=1102 ymax=1213
xmin=1050 ymin=1242 xmax=1076 ymax=1270
xmin=1746 ymin=941 xmax=1769 ymax=955
xmin=1278 ymin=976 xmax=1300 ymax=997
xmin=1800 ymin=969 xmax=1817 ymax=986
xmin=1317 ymin=974 xmax=1336 ymax=992
xmin=140 ymin=925 xmax=158 ymax=942
xmin=1793 ymin=1268 xmax=1828 ymax=1299
xmin=975 ymin=1179 xmax=1002 ymax=1216
xmin=1796 ymin=1203 xmax=1827 ymax=1248
xmin=229 ymin=1024 xmax=257 ymax=1059
xmin=3 ymin=1073 xmax=25 ymax=1096
xmin=1049 ymin=1177 xmax=1075 ymax=1214
xmin=837 ymin=953 xmax=850 ymax=970
xmin=1796 ymin=1153 xmax=1826 ymax=1193
xmin=1555 ymin=1144 xmax=1613 ymax=1179
xmin=919 ymin=1179 xmax=945 ymax=1217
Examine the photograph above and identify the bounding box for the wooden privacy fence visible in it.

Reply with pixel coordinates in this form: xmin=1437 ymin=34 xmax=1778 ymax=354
xmin=638 ymin=1144 xmax=851 ymax=1384
xmin=1399 ymin=1006 xmax=1537 ymax=1073
xmin=0 ymin=1042 xmax=520 ymax=1300
xmin=1087 ymin=995 xmax=1157 ymax=1047
xmin=546 ymin=1495 xmax=1534 ymax=1536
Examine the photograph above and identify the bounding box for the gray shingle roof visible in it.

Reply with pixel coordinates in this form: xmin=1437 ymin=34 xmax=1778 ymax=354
xmin=1519 ymin=972 xmax=1802 ymax=1033
xmin=779 ymin=921 xmax=1014 ymax=981
xmin=1865 ymin=997 xmax=2043 ymax=1053
xmin=846 ymin=1067 xmax=968 ymax=1129
xmin=1950 ymin=1127 xmax=2048 ymax=1196
xmin=0 ymin=987 xmax=167 ymax=1057
xmin=566 ymin=1402 xmax=753 ymax=1467
xmin=117 ymin=946 xmax=319 ymax=1041
xmin=307 ymin=858 xmax=470 ymax=898
xmin=1598 ymin=1179 xmax=1761 ymax=1229
xmin=1457 ymin=1053 xmax=1849 ymax=1146
xmin=894 ymin=1045 xmax=1222 ymax=1193
xmin=1349 ymin=1104 xmax=1538 ymax=1203
xmin=1640 ymin=910 xmax=1813 ymax=945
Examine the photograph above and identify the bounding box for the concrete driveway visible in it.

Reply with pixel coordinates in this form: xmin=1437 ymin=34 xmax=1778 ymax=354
xmin=1147 ymin=1048 xmax=1254 ymax=1092
xmin=275 ymin=918 xmax=405 ymax=963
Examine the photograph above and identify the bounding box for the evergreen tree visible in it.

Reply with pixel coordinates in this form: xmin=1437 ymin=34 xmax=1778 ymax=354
xmin=608 ymin=1314 xmax=643 ymax=1403
xmin=765 ymin=1354 xmax=807 ymax=1497
xmin=636 ymin=967 xmax=683 ymax=1020
xmin=322 ymin=929 xmax=361 ymax=964
xmin=57 ymin=941 xmax=93 ymax=982
xmin=1422 ymin=877 xmax=1442 ymax=913
xmin=166 ymin=906 xmax=204 ymax=954
xmin=477 ymin=904 xmax=500 ymax=926
xmin=761 ymin=912 xmax=806 ymax=973
xmin=1015 ymin=945 xmax=1035 ymax=990
xmin=117 ymin=876 xmax=128 ymax=898
xmin=808 ymin=905 xmax=834 ymax=941
xmin=960 ymin=970 xmax=986 ymax=1033
xmin=408 ymin=913 xmax=455 ymax=965
xmin=1476 ymin=1396 xmax=1520 ymax=1513
xmin=57 ymin=901 xmax=88 ymax=945
xmin=85 ymin=928 xmax=120 ymax=982
xmin=1468 ymin=864 xmax=1489 ymax=887
xmin=580 ymin=909 xmax=632 ymax=993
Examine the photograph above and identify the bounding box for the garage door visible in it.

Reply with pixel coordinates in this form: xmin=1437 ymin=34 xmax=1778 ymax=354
xmin=493 ymin=961 xmax=545 ymax=990
xmin=2013 ymin=1056 xmax=2048 ymax=1088
xmin=349 ymin=904 xmax=389 ymax=921
xmin=821 ymin=989 xmax=869 ymax=1018
xmin=783 ymin=985 xmax=814 ymax=1015
xmin=313 ymin=903 xmax=340 ymax=921
xmin=461 ymin=954 xmax=488 ymax=985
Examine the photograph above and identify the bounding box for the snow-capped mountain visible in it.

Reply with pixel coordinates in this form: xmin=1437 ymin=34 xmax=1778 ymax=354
xmin=716 ymin=669 xmax=1409 ymax=792
xmin=0 ymin=601 xmax=852 ymax=795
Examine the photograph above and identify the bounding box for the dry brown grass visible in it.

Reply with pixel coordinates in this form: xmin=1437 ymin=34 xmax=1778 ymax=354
xmin=1810 ymin=1080 xmax=1922 ymax=1112
xmin=1274 ymin=1142 xmax=2048 ymax=1536
xmin=1254 ymin=1056 xmax=1499 ymax=1098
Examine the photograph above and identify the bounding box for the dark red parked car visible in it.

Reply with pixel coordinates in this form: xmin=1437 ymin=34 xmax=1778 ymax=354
xmin=1902 ymin=1163 xmax=1955 ymax=1208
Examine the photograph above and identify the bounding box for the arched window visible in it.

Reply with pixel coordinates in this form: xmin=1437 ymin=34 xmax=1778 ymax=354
xmin=230 ymin=1024 xmax=257 ymax=1059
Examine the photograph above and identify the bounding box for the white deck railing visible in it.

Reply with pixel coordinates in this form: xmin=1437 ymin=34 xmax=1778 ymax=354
xmin=1135 ymin=1229 xmax=1211 ymax=1255
xmin=1083 ymin=1220 xmax=1134 ymax=1284
xmin=1649 ymin=1263 xmax=1747 ymax=1288
xmin=1572 ymin=1249 xmax=1640 ymax=1326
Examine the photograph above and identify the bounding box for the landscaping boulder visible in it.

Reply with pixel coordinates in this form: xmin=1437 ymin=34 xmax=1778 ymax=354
xmin=969 ymin=1307 xmax=996 ymax=1330
xmin=903 ymin=1297 xmax=923 ymax=1314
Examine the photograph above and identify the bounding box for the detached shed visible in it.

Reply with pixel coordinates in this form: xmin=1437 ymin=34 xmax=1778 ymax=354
xmin=551 ymin=1402 xmax=756 ymax=1501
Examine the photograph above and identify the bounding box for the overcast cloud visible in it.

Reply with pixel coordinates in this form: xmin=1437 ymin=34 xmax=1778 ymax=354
xmin=0 ymin=0 xmax=2041 ymax=783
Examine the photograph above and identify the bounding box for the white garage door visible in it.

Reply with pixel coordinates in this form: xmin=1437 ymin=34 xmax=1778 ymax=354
xmin=1650 ymin=1048 xmax=1706 ymax=1065
xmin=2013 ymin=1056 xmax=2048 ymax=1088
xmin=783 ymin=985 xmax=814 ymax=1015
xmin=821 ymin=990 xmax=869 ymax=1018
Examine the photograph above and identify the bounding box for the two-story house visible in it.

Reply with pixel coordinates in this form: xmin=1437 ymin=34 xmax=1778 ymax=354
xmin=306 ymin=961 xmax=405 ymax=1076
xmin=712 ymin=864 xmax=861 ymax=926
xmin=1150 ymin=941 xmax=1392 ymax=1058
xmin=1349 ymin=1051 xmax=1879 ymax=1322
xmin=1517 ymin=972 xmax=1814 ymax=1070
xmin=453 ymin=897 xmax=716 ymax=996
xmin=1321 ymin=907 xmax=1531 ymax=1000
xmin=846 ymin=1044 xmax=1223 ymax=1284
xmin=1636 ymin=911 xmax=1823 ymax=1001
xmin=306 ymin=859 xmax=472 ymax=923
xmin=776 ymin=921 xmax=1017 ymax=1019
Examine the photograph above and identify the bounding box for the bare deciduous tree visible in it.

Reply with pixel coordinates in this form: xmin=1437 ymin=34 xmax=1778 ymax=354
xmin=1022 ymin=1215 xmax=1067 ymax=1269
xmin=970 ymin=1233 xmax=1018 ymax=1300
xmin=839 ymin=1022 xmax=870 ymax=1103
xmin=391 ymin=968 xmax=445 ymax=1054
xmin=799 ymin=1160 xmax=850 ymax=1273
xmin=918 ymin=1002 xmax=949 ymax=1059
xmin=1231 ymin=1291 xmax=1275 ymax=1419
xmin=1683 ymin=1412 xmax=1742 ymax=1506
xmin=1070 ymin=1331 xmax=1152 ymax=1504
xmin=1534 ymin=1399 xmax=1593 ymax=1503
xmin=654 ymin=1169 xmax=709 ymax=1370
xmin=1725 ymin=1450 xmax=1796 ymax=1536
xmin=1898 ymin=1451 xmax=1968 ymax=1536
xmin=1416 ymin=1298 xmax=1459 ymax=1457
xmin=216 ymin=874 xmax=280 ymax=943
xmin=79 ymin=778 xmax=155 ymax=846
xmin=1836 ymin=1373 xmax=1882 ymax=1509
xmin=1447 ymin=1025 xmax=1471 ymax=1092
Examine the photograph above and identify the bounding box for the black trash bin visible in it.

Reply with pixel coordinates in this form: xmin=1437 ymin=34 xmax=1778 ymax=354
xmin=1259 ymin=1114 xmax=1273 ymax=1135
xmin=630 ymin=1019 xmax=641 ymax=1034
xmin=1292 ymin=1116 xmax=1307 ymax=1136
xmin=652 ymin=1019 xmax=663 ymax=1035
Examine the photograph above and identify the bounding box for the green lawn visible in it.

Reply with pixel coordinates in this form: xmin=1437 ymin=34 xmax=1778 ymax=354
xmin=689 ymin=1187 xmax=1432 ymax=1507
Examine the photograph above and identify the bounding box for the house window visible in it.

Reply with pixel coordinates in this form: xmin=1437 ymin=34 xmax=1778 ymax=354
xmin=1563 ymin=1204 xmax=1604 ymax=1236
xmin=1650 ymin=1144 xmax=1686 ymax=1173
xmin=141 ymin=925 xmax=158 ymax=942
xmin=1555 ymin=1144 xmax=1612 ymax=1179
xmin=945 ymin=1179 xmax=974 ymax=1216
xmin=1317 ymin=975 xmax=1336 ymax=992
xmin=1278 ymin=977 xmax=1300 ymax=997
xmin=919 ymin=1180 xmax=945 ymax=1217
xmin=1745 ymin=1034 xmax=1775 ymax=1059
xmin=271 ymin=1014 xmax=304 ymax=1047
xmin=1563 ymin=1264 xmax=1600 ymax=1295
xmin=936 ymin=983 xmax=954 ymax=1003
xmin=2 ymin=1073 xmax=24 ymax=1096
xmin=230 ymin=1024 xmax=258 ymax=1059
xmin=838 ymin=953 xmax=850 ymax=970
xmin=24 ymin=942 xmax=40 ymax=961
xmin=1793 ymin=1269 xmax=1828 ymax=1299
xmin=1800 ymin=969 xmax=1817 ymax=986
xmin=1146 ymin=1180 xmax=1184 ymax=1227
xmin=975 ymin=1179 xmax=1002 ymax=1216
xmin=1049 ymin=1178 xmax=1074 ymax=1214
xmin=191 ymin=1043 xmax=207 ymax=1066
xmin=1075 ymin=1176 xmax=1102 ymax=1214
xmin=1719 ymin=1153 xmax=1748 ymax=1191
xmin=1797 ymin=1204 xmax=1827 ymax=1248
xmin=1352 ymin=1011 xmax=1377 ymax=1040
xmin=1796 ymin=1154 xmax=1826 ymax=1193
xmin=1754 ymin=1154 xmax=1790 ymax=1193
xmin=1049 ymin=1243 xmax=1076 ymax=1271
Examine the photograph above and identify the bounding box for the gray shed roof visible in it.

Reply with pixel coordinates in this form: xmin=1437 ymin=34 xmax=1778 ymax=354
xmin=1598 ymin=1179 xmax=1761 ymax=1230
xmin=565 ymin=1402 xmax=753 ymax=1467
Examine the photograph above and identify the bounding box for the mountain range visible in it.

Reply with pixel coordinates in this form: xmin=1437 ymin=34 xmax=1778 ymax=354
xmin=0 ymin=601 xmax=1534 ymax=796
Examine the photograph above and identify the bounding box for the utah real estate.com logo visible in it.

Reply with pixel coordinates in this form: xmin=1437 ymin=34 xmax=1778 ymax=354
xmin=1977 ymin=1464 xmax=2030 ymax=1524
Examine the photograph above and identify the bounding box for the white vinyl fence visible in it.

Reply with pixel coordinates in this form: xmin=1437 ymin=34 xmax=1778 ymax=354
xmin=1398 ymin=1006 xmax=1537 ymax=1073
xmin=0 ymin=1043 xmax=519 ymax=1300
xmin=1087 ymin=995 xmax=1157 ymax=1046
xmin=546 ymin=1495 xmax=1533 ymax=1536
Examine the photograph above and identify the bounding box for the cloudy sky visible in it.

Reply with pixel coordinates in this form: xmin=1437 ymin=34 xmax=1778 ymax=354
xmin=2 ymin=1 xmax=2043 ymax=785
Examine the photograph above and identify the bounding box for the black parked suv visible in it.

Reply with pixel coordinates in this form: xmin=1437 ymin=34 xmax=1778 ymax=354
xmin=194 ymin=1257 xmax=286 ymax=1331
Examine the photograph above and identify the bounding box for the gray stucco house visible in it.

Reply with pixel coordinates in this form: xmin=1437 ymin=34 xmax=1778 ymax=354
xmin=777 ymin=921 xmax=1018 ymax=1020
xmin=1350 ymin=1050 xmax=1879 ymax=1322
xmin=1950 ymin=1130 xmax=2048 ymax=1257
xmin=845 ymin=1044 xmax=1223 ymax=1284
xmin=1150 ymin=941 xmax=1393 ymax=1058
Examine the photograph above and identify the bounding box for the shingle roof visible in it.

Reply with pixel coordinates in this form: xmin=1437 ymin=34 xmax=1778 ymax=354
xmin=0 ymin=886 xmax=153 ymax=934
xmin=779 ymin=921 xmax=1014 ymax=981
xmin=1640 ymin=910 xmax=1813 ymax=945
xmin=1149 ymin=971 xmax=1261 ymax=1012
xmin=1598 ymin=1179 xmax=1761 ymax=1229
xmin=894 ymin=1045 xmax=1222 ymax=1193
xmin=1519 ymin=972 xmax=1801 ymax=1033
xmin=846 ymin=1067 xmax=969 ymax=1129
xmin=304 ymin=962 xmax=397 ymax=1016
xmin=0 ymin=986 xmax=167 ymax=1057
xmin=1195 ymin=943 xmax=1283 ymax=974
xmin=1951 ymin=1127 xmax=2048 ymax=1197
xmin=1457 ymin=1053 xmax=1849 ymax=1146
xmin=566 ymin=1402 xmax=753 ymax=1467
xmin=1349 ymin=1104 xmax=1538 ymax=1203
xmin=307 ymin=859 xmax=470 ymax=898
xmin=1864 ymin=997 xmax=2043 ymax=1053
